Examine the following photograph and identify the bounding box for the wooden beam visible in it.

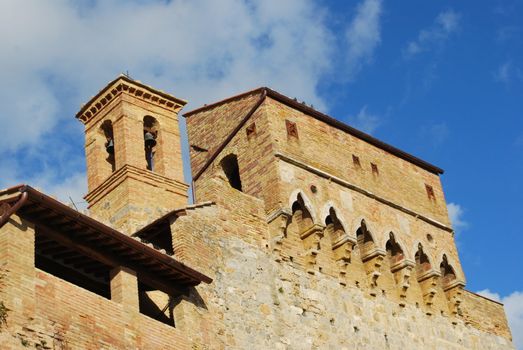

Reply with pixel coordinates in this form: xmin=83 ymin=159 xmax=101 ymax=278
xmin=36 ymin=224 xmax=186 ymax=296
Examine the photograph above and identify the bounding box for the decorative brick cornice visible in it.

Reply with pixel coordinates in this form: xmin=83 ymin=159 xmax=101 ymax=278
xmin=275 ymin=152 xmax=454 ymax=233
xmin=76 ymin=75 xmax=187 ymax=125
xmin=84 ymin=164 xmax=189 ymax=207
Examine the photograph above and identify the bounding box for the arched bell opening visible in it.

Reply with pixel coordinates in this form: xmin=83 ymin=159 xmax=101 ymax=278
xmin=325 ymin=208 xmax=345 ymax=244
xmin=291 ymin=194 xmax=314 ymax=233
xmin=220 ymin=154 xmax=242 ymax=191
xmin=143 ymin=116 xmax=159 ymax=171
xmin=100 ymin=120 xmax=115 ymax=172
xmin=440 ymin=254 xmax=457 ymax=287
xmin=415 ymin=243 xmax=432 ymax=279
xmin=385 ymin=232 xmax=405 ymax=267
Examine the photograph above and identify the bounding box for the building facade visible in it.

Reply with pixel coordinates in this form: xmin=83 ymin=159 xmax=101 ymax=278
xmin=0 ymin=76 xmax=514 ymax=349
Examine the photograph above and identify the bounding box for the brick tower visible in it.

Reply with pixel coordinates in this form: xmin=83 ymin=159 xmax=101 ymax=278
xmin=76 ymin=75 xmax=189 ymax=234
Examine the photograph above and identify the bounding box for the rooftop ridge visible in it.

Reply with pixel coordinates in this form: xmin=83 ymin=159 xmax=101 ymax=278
xmin=76 ymin=75 xmax=188 ymax=124
xmin=184 ymin=86 xmax=444 ymax=175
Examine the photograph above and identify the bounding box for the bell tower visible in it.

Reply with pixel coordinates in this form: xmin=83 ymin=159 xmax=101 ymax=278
xmin=76 ymin=75 xmax=189 ymax=234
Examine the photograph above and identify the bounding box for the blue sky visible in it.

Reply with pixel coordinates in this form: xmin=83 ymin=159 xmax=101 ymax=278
xmin=0 ymin=0 xmax=522 ymax=346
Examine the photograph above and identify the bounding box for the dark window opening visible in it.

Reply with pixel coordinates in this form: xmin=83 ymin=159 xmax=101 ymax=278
xmin=371 ymin=163 xmax=379 ymax=176
xmin=134 ymin=225 xmax=174 ymax=256
xmin=352 ymin=155 xmax=361 ymax=169
xmin=35 ymin=228 xmax=111 ymax=299
xmin=101 ymin=120 xmax=115 ymax=172
xmin=138 ymin=281 xmax=177 ymax=327
xmin=425 ymin=184 xmax=435 ymax=201
xmin=221 ymin=154 xmax=242 ymax=191
xmin=285 ymin=120 xmax=299 ymax=139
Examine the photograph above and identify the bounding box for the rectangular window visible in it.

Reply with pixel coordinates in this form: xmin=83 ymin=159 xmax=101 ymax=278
xmin=425 ymin=184 xmax=435 ymax=201
xmin=352 ymin=155 xmax=361 ymax=168
xmin=371 ymin=163 xmax=379 ymax=176
xmin=285 ymin=120 xmax=299 ymax=139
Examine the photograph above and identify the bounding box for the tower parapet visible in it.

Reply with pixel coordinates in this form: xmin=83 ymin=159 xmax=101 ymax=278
xmin=77 ymin=75 xmax=188 ymax=234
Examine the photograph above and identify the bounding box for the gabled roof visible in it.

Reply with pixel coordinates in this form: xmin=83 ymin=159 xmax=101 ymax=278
xmin=184 ymin=87 xmax=444 ymax=175
xmin=0 ymin=185 xmax=212 ymax=295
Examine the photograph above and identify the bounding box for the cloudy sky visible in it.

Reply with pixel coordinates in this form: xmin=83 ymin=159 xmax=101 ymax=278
xmin=0 ymin=0 xmax=522 ymax=347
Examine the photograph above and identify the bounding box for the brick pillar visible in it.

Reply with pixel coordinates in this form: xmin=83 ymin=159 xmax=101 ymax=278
xmin=113 ymin=116 xmax=145 ymax=171
xmin=110 ymin=267 xmax=139 ymax=310
xmin=0 ymin=214 xmax=36 ymax=326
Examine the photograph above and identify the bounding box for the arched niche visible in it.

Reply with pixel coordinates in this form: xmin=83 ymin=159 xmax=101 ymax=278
xmin=291 ymin=193 xmax=314 ymax=233
xmin=324 ymin=207 xmax=346 ymax=244
xmin=385 ymin=232 xmax=405 ymax=266
xmin=415 ymin=243 xmax=432 ymax=278
xmin=440 ymin=254 xmax=457 ymax=286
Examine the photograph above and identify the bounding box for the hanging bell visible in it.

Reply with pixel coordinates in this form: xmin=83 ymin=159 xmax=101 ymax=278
xmin=105 ymin=139 xmax=114 ymax=154
xmin=144 ymin=132 xmax=157 ymax=148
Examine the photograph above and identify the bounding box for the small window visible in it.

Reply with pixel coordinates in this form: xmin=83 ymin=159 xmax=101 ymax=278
xmin=371 ymin=163 xmax=379 ymax=176
xmin=352 ymin=155 xmax=361 ymax=168
xmin=138 ymin=282 xmax=176 ymax=327
xmin=221 ymin=154 xmax=242 ymax=191
xmin=285 ymin=120 xmax=299 ymax=139
xmin=246 ymin=123 xmax=256 ymax=140
xmin=425 ymin=184 xmax=435 ymax=201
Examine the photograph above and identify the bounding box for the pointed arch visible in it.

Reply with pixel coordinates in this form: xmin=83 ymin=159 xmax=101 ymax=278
xmin=385 ymin=232 xmax=405 ymax=266
xmin=356 ymin=219 xmax=375 ymax=245
xmin=288 ymin=189 xmax=317 ymax=224
xmin=291 ymin=193 xmax=314 ymax=232
xmin=324 ymin=207 xmax=347 ymax=243
xmin=440 ymin=254 xmax=457 ymax=286
xmin=414 ymin=243 xmax=433 ymax=278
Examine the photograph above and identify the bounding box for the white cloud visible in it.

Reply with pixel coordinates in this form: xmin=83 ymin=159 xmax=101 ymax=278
xmin=404 ymin=9 xmax=460 ymax=58
xmin=447 ymin=202 xmax=468 ymax=231
xmin=348 ymin=105 xmax=381 ymax=134
xmin=0 ymin=0 xmax=360 ymax=200
xmin=345 ymin=0 xmax=383 ymax=78
xmin=477 ymin=289 xmax=523 ymax=350
xmin=0 ymin=0 xmax=337 ymax=152
xmin=494 ymin=61 xmax=523 ymax=84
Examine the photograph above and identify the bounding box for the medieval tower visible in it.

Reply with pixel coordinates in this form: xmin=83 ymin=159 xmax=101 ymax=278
xmin=0 ymin=76 xmax=514 ymax=349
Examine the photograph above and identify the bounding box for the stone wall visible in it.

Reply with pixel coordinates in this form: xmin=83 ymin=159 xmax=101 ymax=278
xmin=183 ymin=91 xmax=514 ymax=348
xmin=170 ymin=179 xmax=513 ymax=349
